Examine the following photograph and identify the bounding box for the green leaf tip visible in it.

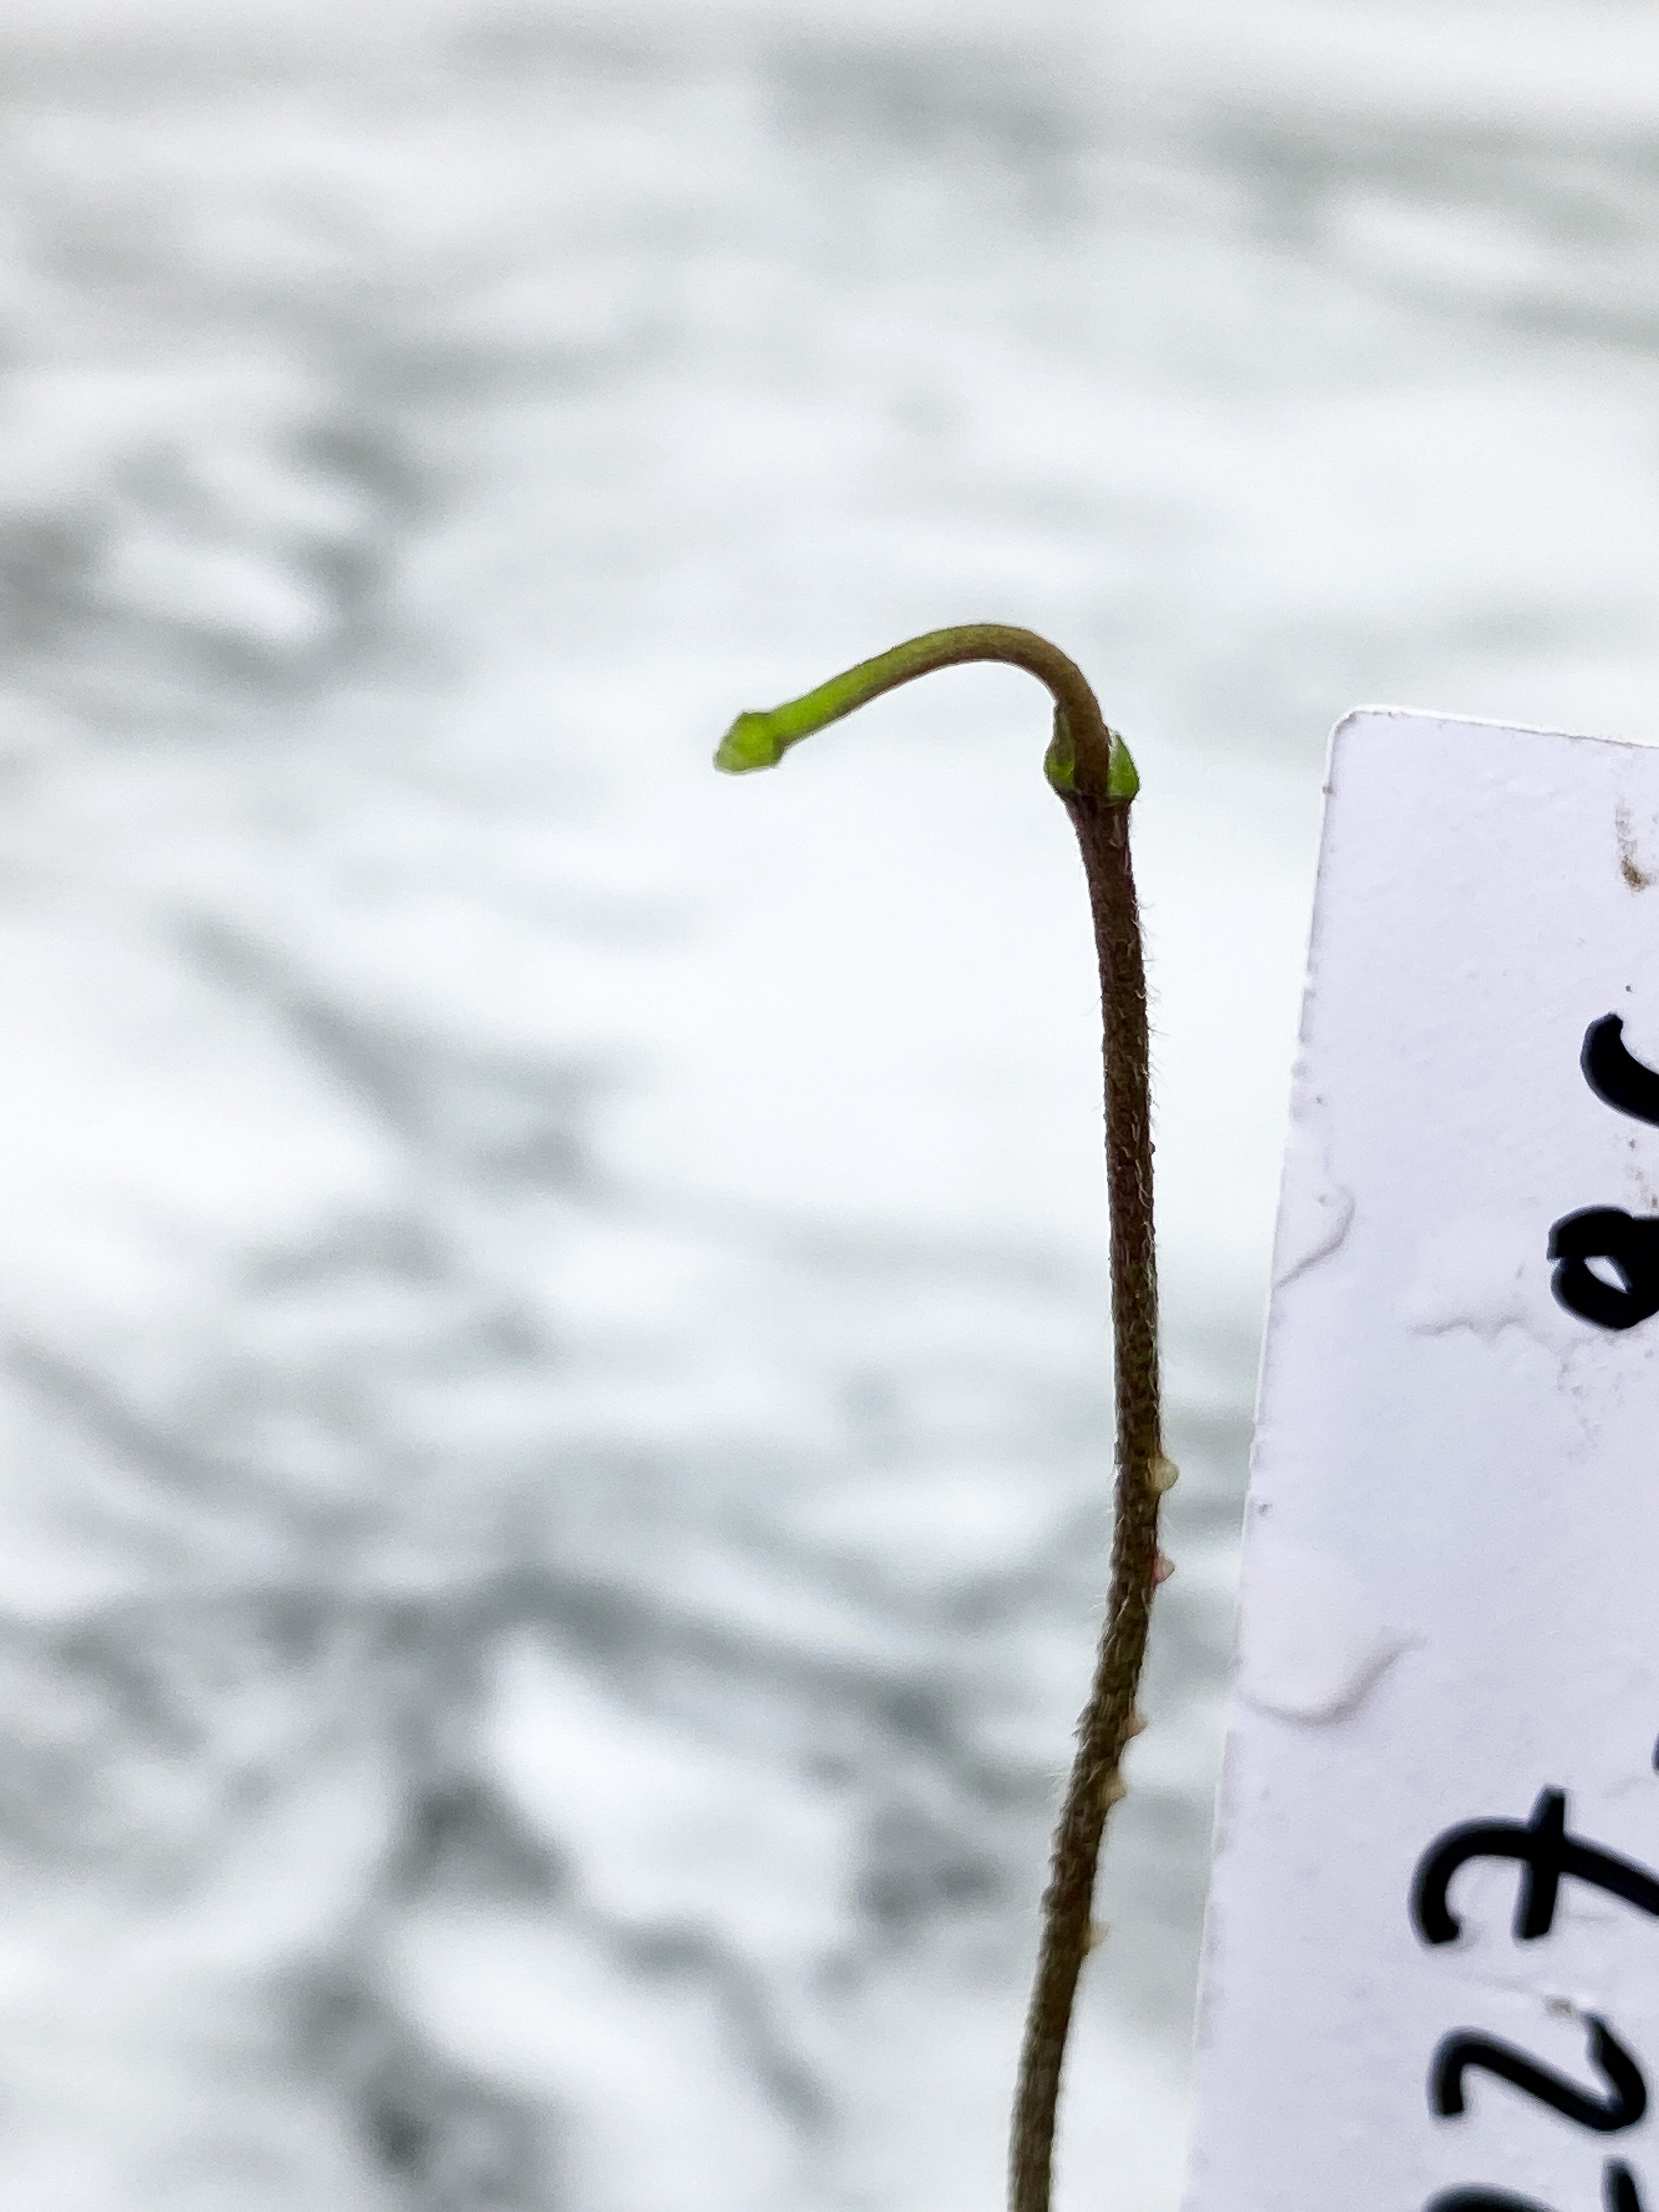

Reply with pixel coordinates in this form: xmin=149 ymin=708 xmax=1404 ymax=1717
xmin=714 ymin=709 xmax=790 ymax=774
xmin=711 ymin=624 xmax=1139 ymax=800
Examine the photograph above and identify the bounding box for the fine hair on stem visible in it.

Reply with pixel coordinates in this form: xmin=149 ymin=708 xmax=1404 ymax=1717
xmin=714 ymin=623 xmax=1170 ymax=2212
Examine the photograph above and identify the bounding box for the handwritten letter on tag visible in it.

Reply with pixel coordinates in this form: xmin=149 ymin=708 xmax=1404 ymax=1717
xmin=1184 ymin=710 xmax=1659 ymax=2212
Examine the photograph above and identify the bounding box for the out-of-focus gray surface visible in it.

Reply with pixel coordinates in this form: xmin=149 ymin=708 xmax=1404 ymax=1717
xmin=2 ymin=2 xmax=1658 ymax=2205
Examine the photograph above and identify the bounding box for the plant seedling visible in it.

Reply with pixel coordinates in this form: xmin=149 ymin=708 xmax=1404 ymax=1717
xmin=715 ymin=623 xmax=1175 ymax=2212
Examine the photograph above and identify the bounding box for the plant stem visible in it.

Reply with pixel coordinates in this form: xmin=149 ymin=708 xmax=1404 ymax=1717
xmin=1010 ymin=783 xmax=1165 ymax=2212
xmin=714 ymin=625 xmax=1167 ymax=2212
xmin=714 ymin=623 xmax=1138 ymax=802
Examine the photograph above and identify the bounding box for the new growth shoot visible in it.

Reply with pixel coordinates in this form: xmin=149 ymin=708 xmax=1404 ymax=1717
xmin=714 ymin=623 xmax=1170 ymax=2212
xmin=715 ymin=622 xmax=1140 ymax=801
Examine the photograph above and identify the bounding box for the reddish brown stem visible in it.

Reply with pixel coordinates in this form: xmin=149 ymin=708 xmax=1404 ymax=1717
xmin=1009 ymin=791 xmax=1165 ymax=2212
xmin=713 ymin=626 xmax=1165 ymax=2212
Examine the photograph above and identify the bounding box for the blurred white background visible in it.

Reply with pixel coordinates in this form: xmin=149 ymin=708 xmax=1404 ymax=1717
xmin=2 ymin=1 xmax=1658 ymax=2205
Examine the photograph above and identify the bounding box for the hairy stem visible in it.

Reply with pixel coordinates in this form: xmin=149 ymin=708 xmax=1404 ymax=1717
xmin=713 ymin=625 xmax=1166 ymax=2212
xmin=1009 ymin=786 xmax=1165 ymax=2212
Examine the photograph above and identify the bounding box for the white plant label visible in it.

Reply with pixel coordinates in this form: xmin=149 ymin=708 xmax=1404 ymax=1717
xmin=1183 ymin=709 xmax=1659 ymax=2212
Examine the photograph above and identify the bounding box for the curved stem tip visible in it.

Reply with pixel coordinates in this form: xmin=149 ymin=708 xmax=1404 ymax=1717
xmin=714 ymin=622 xmax=1139 ymax=801
xmin=712 ymin=623 xmax=1166 ymax=2212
